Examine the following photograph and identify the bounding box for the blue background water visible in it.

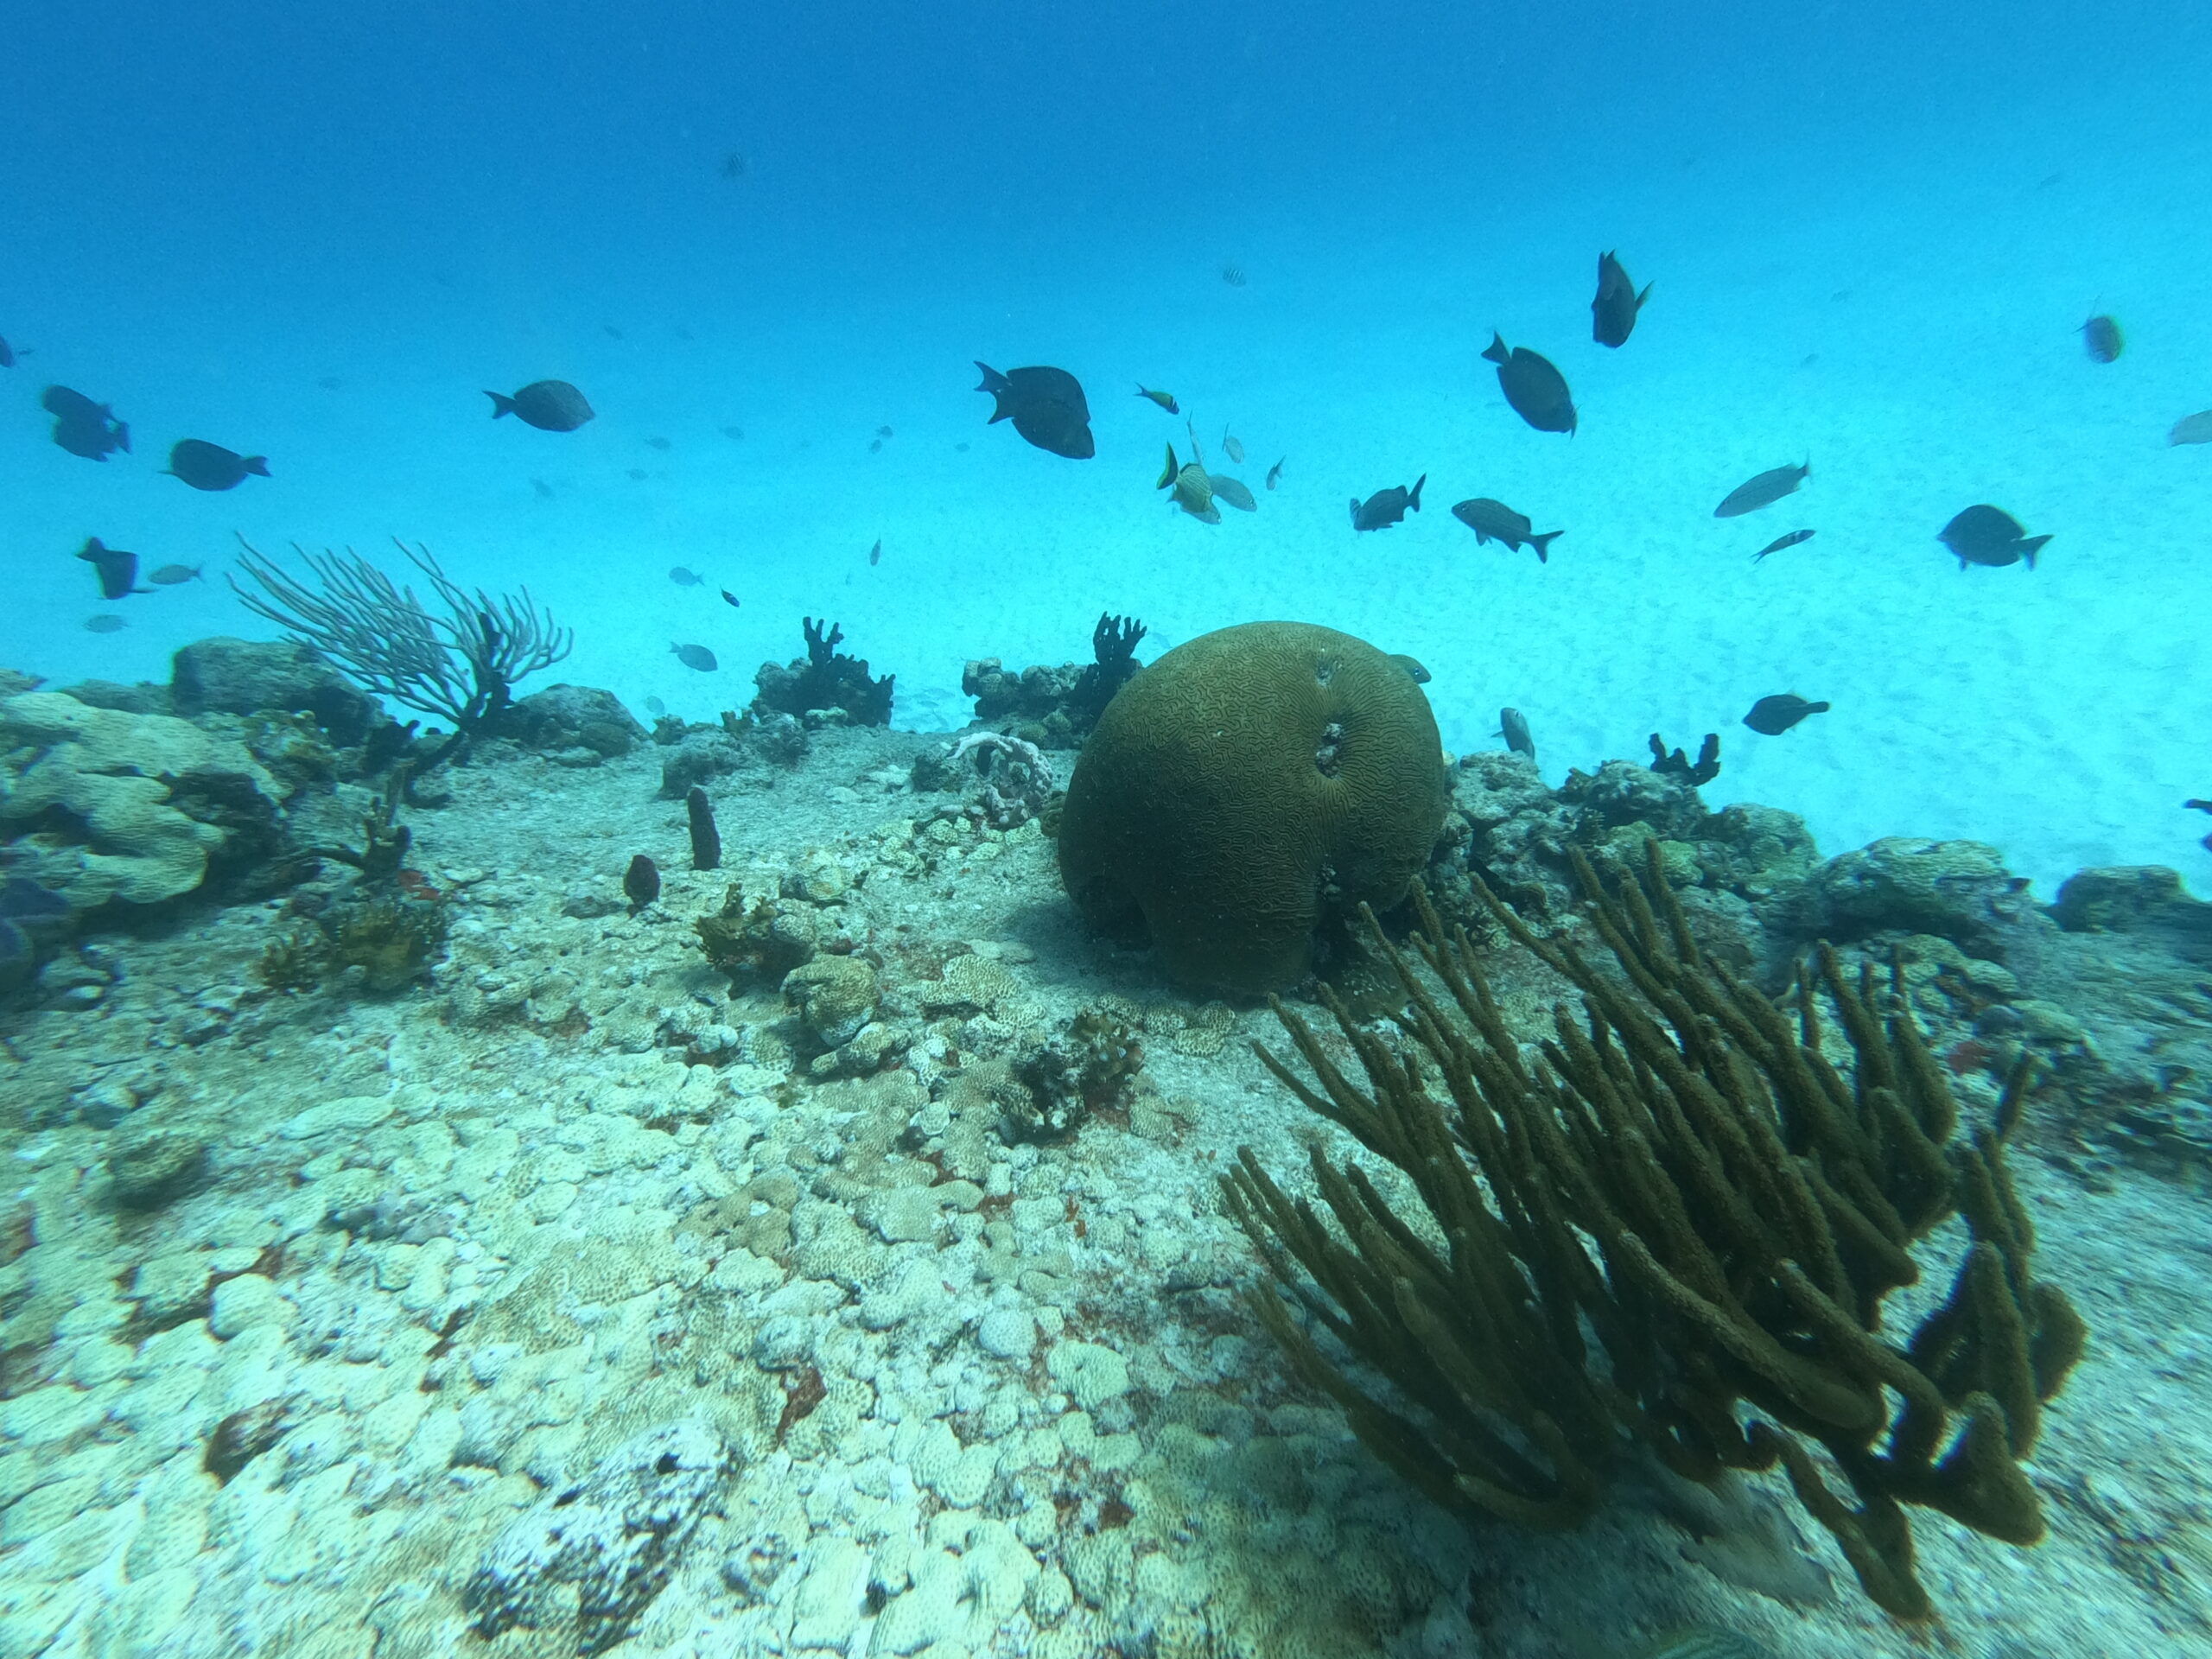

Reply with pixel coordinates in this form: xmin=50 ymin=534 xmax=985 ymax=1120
xmin=6 ymin=1 xmax=2210 ymax=891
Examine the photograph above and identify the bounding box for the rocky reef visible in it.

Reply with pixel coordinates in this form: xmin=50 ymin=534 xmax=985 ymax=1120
xmin=753 ymin=618 xmax=894 ymax=728
xmin=963 ymin=612 xmax=1147 ymax=749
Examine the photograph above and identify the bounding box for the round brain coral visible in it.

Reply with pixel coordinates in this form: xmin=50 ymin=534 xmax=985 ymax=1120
xmin=1056 ymin=621 xmax=1447 ymax=995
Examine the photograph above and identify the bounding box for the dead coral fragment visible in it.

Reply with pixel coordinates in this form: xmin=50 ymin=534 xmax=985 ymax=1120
xmin=1221 ymin=842 xmax=2084 ymax=1621
xmin=258 ymin=889 xmax=450 ymax=995
xmin=1005 ymin=1009 xmax=1144 ymax=1142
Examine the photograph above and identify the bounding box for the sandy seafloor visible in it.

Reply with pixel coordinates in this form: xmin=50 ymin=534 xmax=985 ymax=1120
xmin=3 ymin=713 xmax=2211 ymax=1659
xmin=7 ymin=83 xmax=2212 ymax=900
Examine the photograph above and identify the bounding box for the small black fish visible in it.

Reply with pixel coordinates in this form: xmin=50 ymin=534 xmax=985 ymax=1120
xmin=2081 ymin=315 xmax=2122 ymax=363
xmin=531 ymin=478 xmax=555 ymax=499
xmin=148 ymin=563 xmax=205 ymax=585
xmin=42 ymin=385 xmax=128 ymax=461
xmin=975 ymin=362 xmax=1094 ymax=460
xmin=876 ymin=425 xmax=893 ymax=439
xmin=1744 ymin=694 xmax=1829 ymax=735
xmin=604 ymin=324 xmax=625 ymax=340
xmin=486 ymin=379 xmax=594 ymax=431
xmin=1482 ymin=334 xmax=1577 ymax=434
xmin=1940 ymin=505 xmax=2049 ymax=569
xmin=0 ymin=335 xmax=19 ymax=368
xmin=166 ymin=439 xmax=269 ymax=492
xmin=1451 ymin=497 xmax=1560 ymax=562
xmin=623 ymin=854 xmax=661 ymax=911
xmin=868 ymin=539 xmax=882 ymax=566
xmin=721 ymin=150 xmax=747 ymax=180
xmin=869 ymin=437 xmax=883 ymax=453
xmin=1135 ymin=385 xmax=1179 ymax=414
xmin=1591 ymin=251 xmax=1651 ymax=348
xmin=1714 ymin=461 xmax=1808 ymax=518
xmin=76 ymin=537 xmax=150 ymax=601
xmin=1751 ymin=529 xmax=1815 ymax=562
xmin=669 ymin=565 xmax=703 ymax=587
xmin=1266 ymin=457 xmax=1284 ymax=491
xmin=1497 ymin=708 xmax=1535 ymax=761
xmin=84 ymin=614 xmax=126 ymax=633
xmin=671 ymin=643 xmax=719 ymax=671
xmin=1351 ymin=475 xmax=1425 ymax=531
xmin=644 ymin=435 xmax=671 ymax=450
xmin=721 ymin=424 xmax=746 ymax=440
xmin=720 ymin=589 xmax=741 ymax=608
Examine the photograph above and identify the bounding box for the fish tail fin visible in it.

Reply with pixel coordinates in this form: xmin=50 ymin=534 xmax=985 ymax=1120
xmin=115 ymin=423 xmax=130 ymax=453
xmin=2022 ymin=535 xmax=2052 ymax=568
xmin=1349 ymin=499 xmax=1361 ymax=526
xmin=1480 ymin=333 xmax=1509 ymax=364
xmin=1530 ymin=531 xmax=1560 ymax=563
xmin=974 ymin=361 xmax=1008 ymax=392
xmin=1810 ymin=701 xmax=1833 ymax=714
xmin=1157 ymin=445 xmax=1177 ymax=490
xmin=245 ymin=456 xmax=270 ymax=476
xmin=1408 ymin=474 xmax=1426 ymax=512
xmin=485 ymin=391 xmax=516 ymax=419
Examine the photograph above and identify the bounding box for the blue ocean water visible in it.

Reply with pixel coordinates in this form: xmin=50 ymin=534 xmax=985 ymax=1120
xmin=7 ymin=0 xmax=2212 ymax=890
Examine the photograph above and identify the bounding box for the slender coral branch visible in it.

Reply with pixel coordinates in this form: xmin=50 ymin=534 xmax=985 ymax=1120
xmin=230 ymin=537 xmax=571 ymax=771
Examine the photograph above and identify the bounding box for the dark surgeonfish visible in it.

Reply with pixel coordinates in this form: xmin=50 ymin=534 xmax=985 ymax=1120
xmin=76 ymin=537 xmax=151 ymax=600
xmin=1744 ymin=694 xmax=1829 ymax=734
xmin=1714 ymin=461 xmax=1808 ymax=518
xmin=42 ymin=385 xmax=129 ymax=460
xmin=486 ymin=379 xmax=595 ymax=431
xmin=1498 ymin=707 xmax=1535 ymax=761
xmin=1481 ymin=334 xmax=1576 ymax=434
xmin=1452 ymin=497 xmax=1560 ymax=563
xmin=2081 ymin=315 xmax=2123 ymax=363
xmin=1351 ymin=474 xmax=1425 ymax=531
xmin=1591 ymin=251 xmax=1651 ymax=347
xmin=671 ymin=642 xmax=718 ymax=671
xmin=974 ymin=362 xmax=1094 ymax=459
xmin=0 ymin=335 xmax=21 ymax=367
xmin=1940 ymin=505 xmax=2050 ymax=569
xmin=166 ymin=439 xmax=269 ymax=491
xmin=1157 ymin=445 xmax=1219 ymax=523
xmin=1752 ymin=528 xmax=1815 ymax=562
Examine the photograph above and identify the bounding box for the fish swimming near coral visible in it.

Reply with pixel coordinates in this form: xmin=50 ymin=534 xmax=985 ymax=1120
xmin=1482 ymin=334 xmax=1576 ymax=434
xmin=2081 ymin=314 xmax=2123 ymax=363
xmin=1752 ymin=528 xmax=1815 ymax=562
xmin=1135 ymin=385 xmax=1179 ymax=414
xmin=76 ymin=537 xmax=151 ymax=601
xmin=1715 ymin=461 xmax=1808 ymax=518
xmin=2168 ymin=410 xmax=2212 ymax=446
xmin=671 ymin=642 xmax=719 ymax=671
xmin=165 ymin=439 xmax=269 ymax=492
xmin=1351 ymin=475 xmax=1425 ymax=531
xmin=1591 ymin=250 xmax=1651 ymax=347
xmin=1744 ymin=693 xmax=1829 ymax=734
xmin=42 ymin=385 xmax=129 ymax=460
xmin=148 ymin=563 xmax=205 ymax=585
xmin=1157 ymin=444 xmax=1219 ymax=523
xmin=485 ymin=379 xmax=595 ymax=431
xmin=1497 ymin=707 xmax=1535 ymax=761
xmin=974 ymin=362 xmax=1095 ymax=459
xmin=1940 ymin=504 xmax=2049 ymax=569
xmin=1452 ymin=497 xmax=1560 ymax=562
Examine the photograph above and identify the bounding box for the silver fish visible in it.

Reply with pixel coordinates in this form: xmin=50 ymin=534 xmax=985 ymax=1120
xmin=1222 ymin=429 xmax=1245 ymax=464
xmin=1714 ymin=461 xmax=1808 ymax=518
xmin=1497 ymin=707 xmax=1535 ymax=760
xmin=1208 ymin=474 xmax=1258 ymax=512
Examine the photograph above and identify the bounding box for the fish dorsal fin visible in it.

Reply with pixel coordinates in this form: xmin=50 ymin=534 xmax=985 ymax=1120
xmin=1157 ymin=444 xmax=1178 ymax=491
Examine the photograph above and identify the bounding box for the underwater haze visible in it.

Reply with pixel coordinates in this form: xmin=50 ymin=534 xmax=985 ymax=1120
xmin=8 ymin=1 xmax=2212 ymax=890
